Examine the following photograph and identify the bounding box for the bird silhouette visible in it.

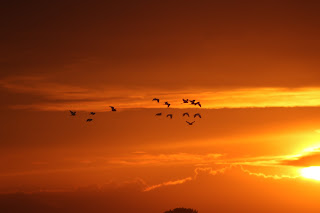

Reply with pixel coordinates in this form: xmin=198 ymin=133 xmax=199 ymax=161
xmin=182 ymin=99 xmax=189 ymax=103
xmin=90 ymin=112 xmax=96 ymax=115
xmin=167 ymin=114 xmax=173 ymax=119
xmin=164 ymin=102 xmax=171 ymax=107
xmin=195 ymin=102 xmax=201 ymax=107
xmin=70 ymin=110 xmax=76 ymax=116
xmin=190 ymin=100 xmax=196 ymax=105
xmin=183 ymin=112 xmax=190 ymax=117
xmin=109 ymin=106 xmax=116 ymax=111
xmin=194 ymin=113 xmax=201 ymax=118
xmin=155 ymin=113 xmax=162 ymax=116
xmin=152 ymin=98 xmax=160 ymax=103
xmin=186 ymin=121 xmax=195 ymax=125
xmin=86 ymin=119 xmax=93 ymax=122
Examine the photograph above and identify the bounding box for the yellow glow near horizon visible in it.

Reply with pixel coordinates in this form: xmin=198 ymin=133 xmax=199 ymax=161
xmin=301 ymin=166 xmax=320 ymax=181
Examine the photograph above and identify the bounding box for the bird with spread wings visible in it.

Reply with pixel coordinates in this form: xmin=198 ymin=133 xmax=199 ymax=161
xmin=186 ymin=121 xmax=195 ymax=125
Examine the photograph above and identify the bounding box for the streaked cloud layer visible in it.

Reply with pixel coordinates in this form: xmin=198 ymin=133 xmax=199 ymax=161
xmin=3 ymin=76 xmax=320 ymax=111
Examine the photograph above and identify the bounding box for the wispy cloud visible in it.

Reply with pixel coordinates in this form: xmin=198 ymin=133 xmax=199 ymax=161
xmin=143 ymin=165 xmax=300 ymax=192
xmin=220 ymin=154 xmax=299 ymax=167
xmin=280 ymin=147 xmax=320 ymax=167
xmin=193 ymin=166 xmax=229 ymax=177
xmin=144 ymin=177 xmax=193 ymax=192
xmin=240 ymin=166 xmax=299 ymax=179
xmin=3 ymin=76 xmax=320 ymax=111
xmin=108 ymin=153 xmax=223 ymax=166
xmin=230 ymin=146 xmax=320 ymax=168
xmin=143 ymin=166 xmax=230 ymax=192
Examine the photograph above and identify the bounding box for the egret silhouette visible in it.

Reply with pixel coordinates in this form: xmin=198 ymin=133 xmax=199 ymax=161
xmin=90 ymin=112 xmax=96 ymax=115
xmin=182 ymin=99 xmax=189 ymax=103
xmin=164 ymin=102 xmax=171 ymax=107
xmin=194 ymin=113 xmax=201 ymax=118
xmin=86 ymin=119 xmax=93 ymax=122
xmin=152 ymin=98 xmax=160 ymax=103
xmin=109 ymin=106 xmax=116 ymax=111
xmin=183 ymin=112 xmax=190 ymax=117
xmin=155 ymin=113 xmax=162 ymax=116
xmin=167 ymin=114 xmax=173 ymax=119
xmin=186 ymin=121 xmax=195 ymax=125
xmin=69 ymin=110 xmax=76 ymax=116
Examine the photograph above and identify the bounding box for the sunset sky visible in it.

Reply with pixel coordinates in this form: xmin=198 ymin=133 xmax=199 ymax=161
xmin=2 ymin=1 xmax=320 ymax=212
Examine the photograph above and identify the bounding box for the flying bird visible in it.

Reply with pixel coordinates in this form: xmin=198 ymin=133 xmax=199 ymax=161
xmin=186 ymin=121 xmax=195 ymax=125
xmin=86 ymin=119 xmax=93 ymax=122
xmin=195 ymin=102 xmax=202 ymax=107
xmin=69 ymin=110 xmax=76 ymax=116
xmin=164 ymin=102 xmax=171 ymax=107
xmin=109 ymin=106 xmax=116 ymax=111
xmin=167 ymin=114 xmax=173 ymax=119
xmin=194 ymin=113 xmax=201 ymax=118
xmin=155 ymin=113 xmax=162 ymax=116
xmin=183 ymin=112 xmax=190 ymax=117
xmin=90 ymin=112 xmax=96 ymax=115
xmin=190 ymin=100 xmax=196 ymax=105
xmin=182 ymin=99 xmax=189 ymax=103
xmin=152 ymin=98 xmax=160 ymax=103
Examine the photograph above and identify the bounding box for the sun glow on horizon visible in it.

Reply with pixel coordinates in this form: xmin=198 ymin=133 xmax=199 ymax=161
xmin=301 ymin=166 xmax=320 ymax=181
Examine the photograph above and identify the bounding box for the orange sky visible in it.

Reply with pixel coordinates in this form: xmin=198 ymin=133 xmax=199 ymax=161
xmin=2 ymin=1 xmax=320 ymax=212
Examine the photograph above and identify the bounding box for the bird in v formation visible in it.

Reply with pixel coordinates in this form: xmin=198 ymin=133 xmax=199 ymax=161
xmin=152 ymin=97 xmax=202 ymax=125
xmin=69 ymin=105 xmax=117 ymax=123
xmin=69 ymin=98 xmax=201 ymax=124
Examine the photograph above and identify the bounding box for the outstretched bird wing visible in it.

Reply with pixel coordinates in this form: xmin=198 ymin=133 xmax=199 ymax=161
xmin=183 ymin=113 xmax=189 ymax=117
xmin=109 ymin=106 xmax=116 ymax=111
xmin=194 ymin=113 xmax=201 ymax=118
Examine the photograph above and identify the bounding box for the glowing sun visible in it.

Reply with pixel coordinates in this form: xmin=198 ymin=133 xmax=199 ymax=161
xmin=301 ymin=166 xmax=320 ymax=181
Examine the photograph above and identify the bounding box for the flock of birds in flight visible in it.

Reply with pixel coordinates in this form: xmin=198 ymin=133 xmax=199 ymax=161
xmin=69 ymin=99 xmax=202 ymax=126
xmin=152 ymin=98 xmax=202 ymax=125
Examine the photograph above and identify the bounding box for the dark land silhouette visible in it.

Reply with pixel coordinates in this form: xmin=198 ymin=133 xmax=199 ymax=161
xmin=164 ymin=208 xmax=198 ymax=213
